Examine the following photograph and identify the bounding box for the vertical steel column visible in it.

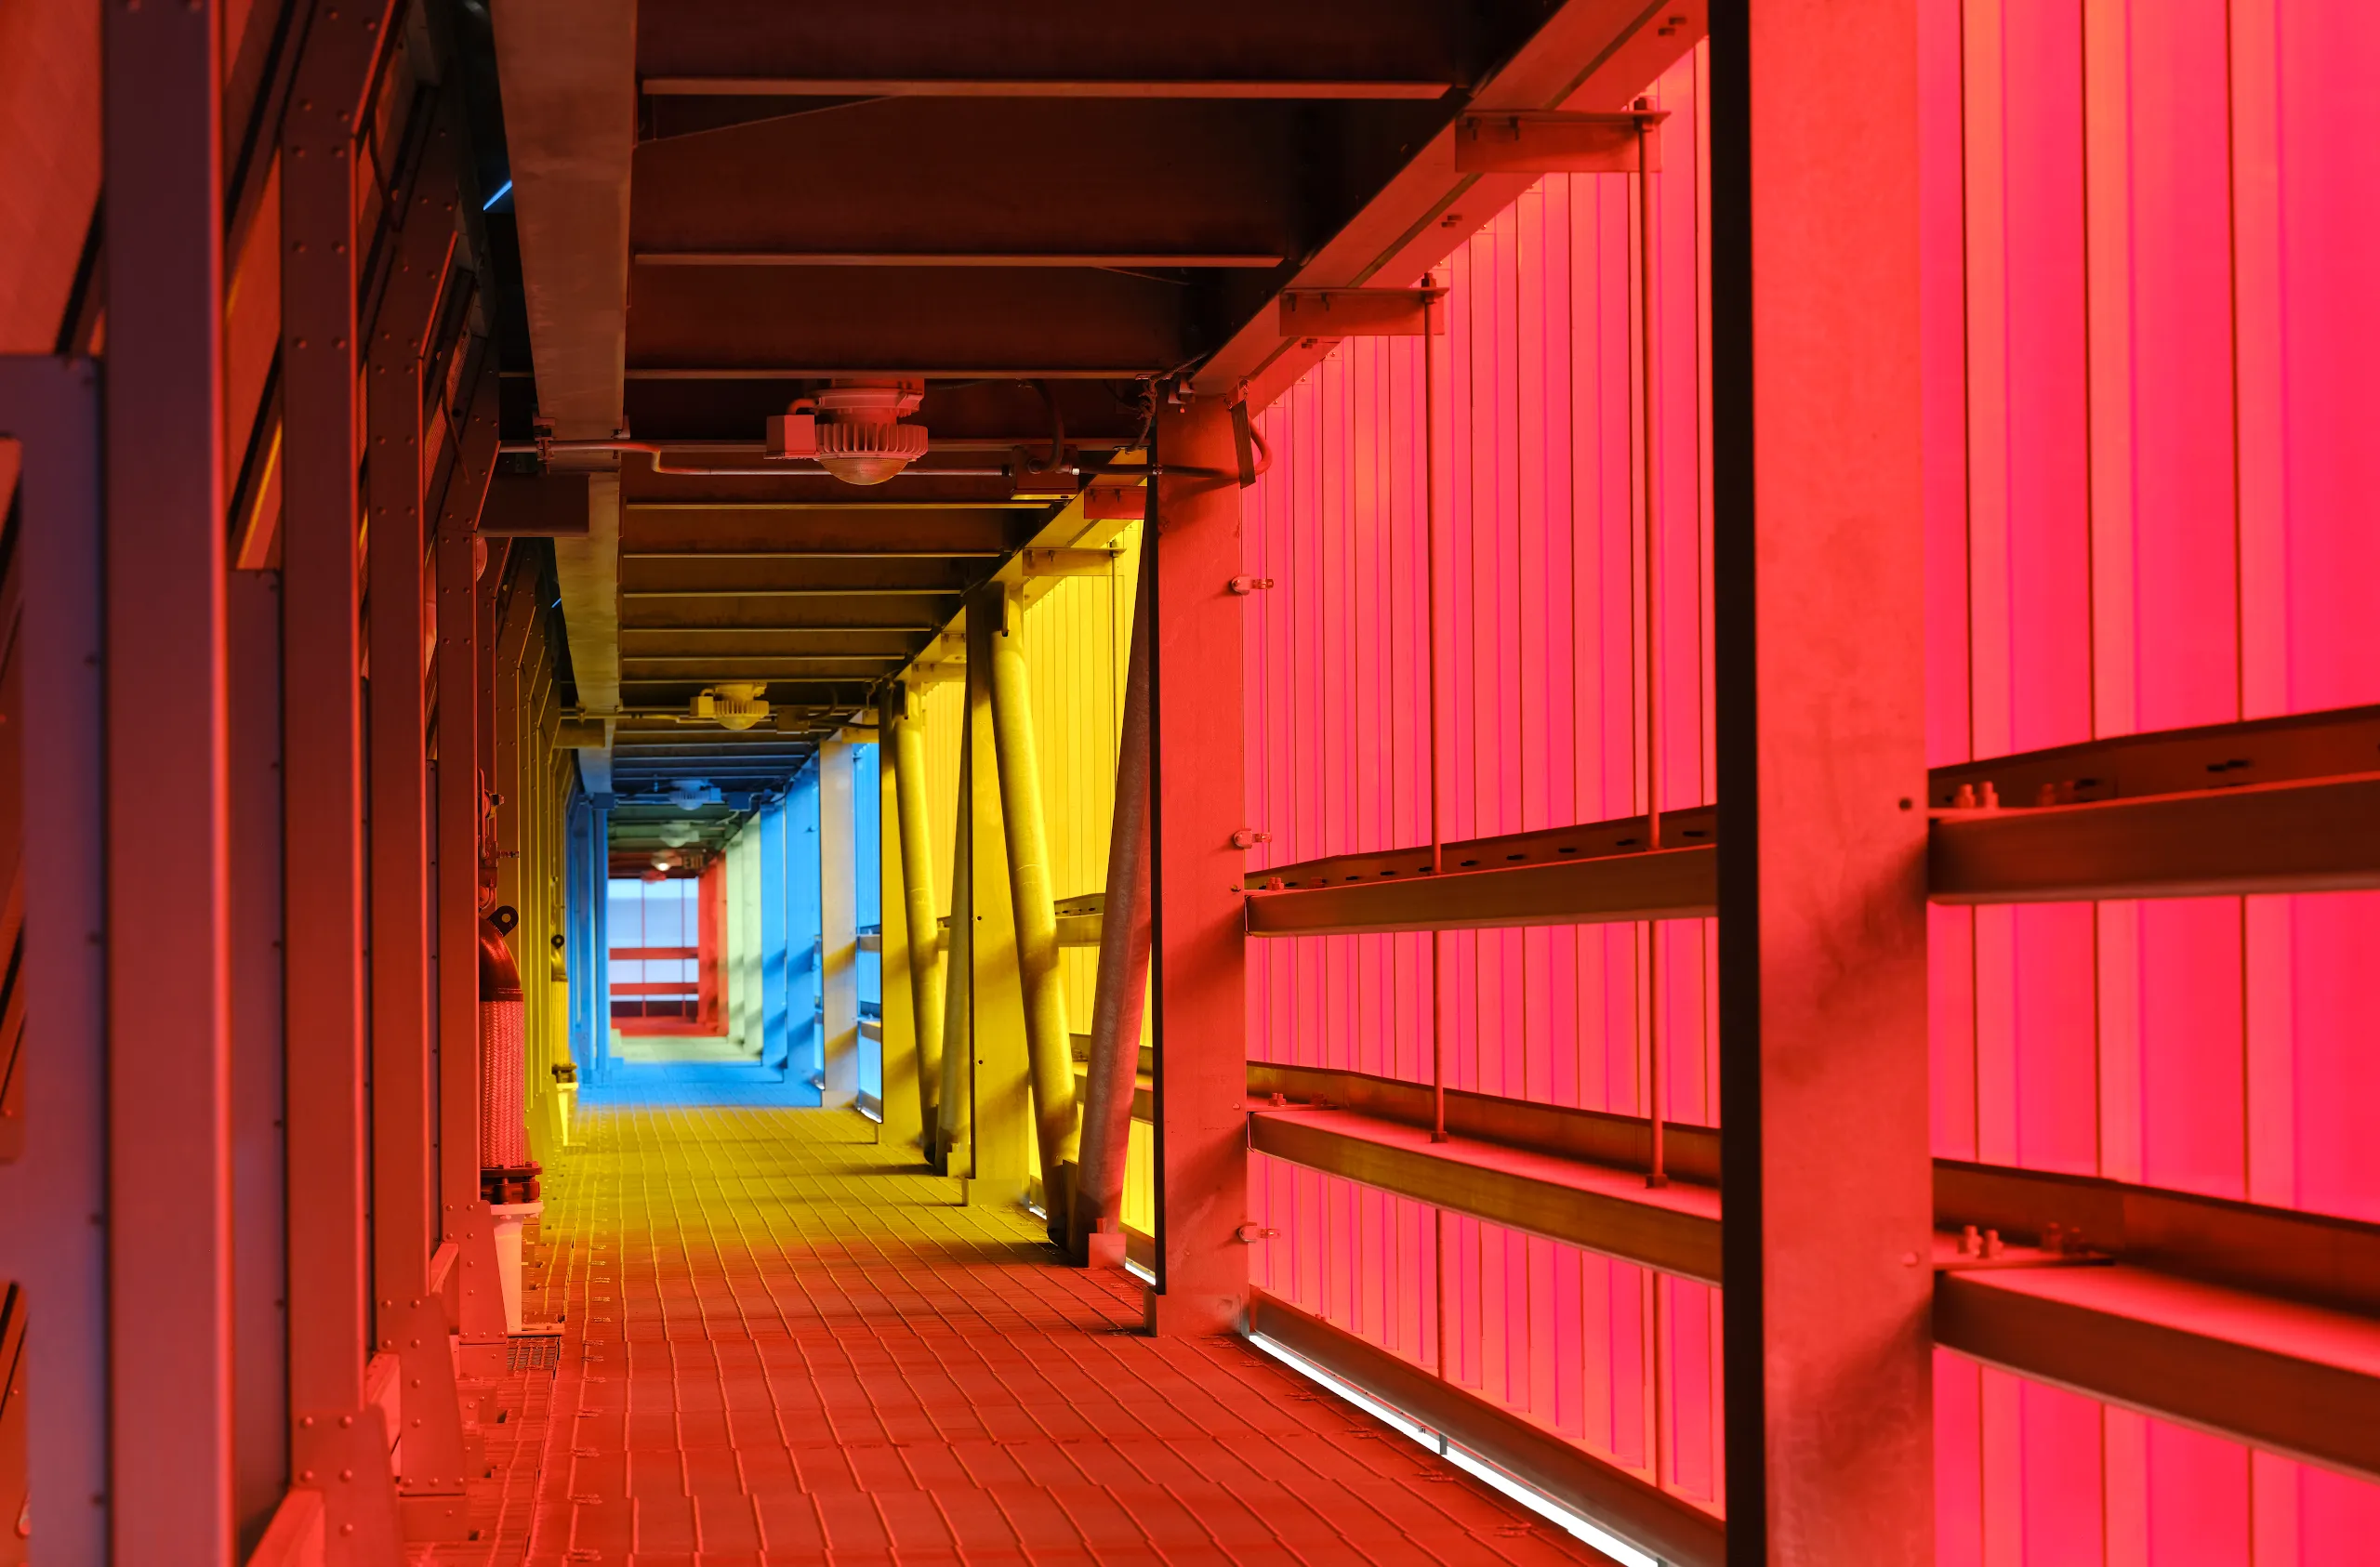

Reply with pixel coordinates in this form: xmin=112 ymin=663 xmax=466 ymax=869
xmin=1712 ymin=2 xmax=1934 ymax=1560
xmin=889 ymin=685 xmax=945 ymax=1148
xmin=759 ymin=799 xmax=790 ymax=1071
xmin=434 ymin=375 xmax=507 ymax=1338
xmin=962 ymin=590 xmax=1032 ymax=1206
xmin=820 ymin=737 xmax=862 ymax=1108
xmin=1148 ymin=392 xmax=1248 ymax=1335
xmin=1069 ymin=543 xmax=1151 ymax=1263
xmin=104 ymin=1 xmax=233 ymax=1551
xmin=1 ymin=356 xmax=106 ymax=1566
xmin=986 ymin=589 xmax=1080 ymax=1230
xmin=1422 ymin=287 xmax=1448 ymax=1145
xmin=491 ymin=579 xmax=536 ymax=1172
xmin=229 ymin=514 xmax=290 ymax=1546
xmin=592 ymin=801 xmax=612 ymax=1078
xmin=875 ymin=693 xmax=924 ymax=1148
xmin=1635 ymin=108 xmax=1672 ymax=1192
xmin=364 ymin=117 xmax=456 ymax=1342
xmin=936 ymin=692 xmax=975 ymax=1176
xmin=281 ymin=7 xmax=406 ymax=1545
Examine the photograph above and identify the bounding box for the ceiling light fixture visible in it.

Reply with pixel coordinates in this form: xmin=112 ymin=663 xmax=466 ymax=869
xmin=766 ymin=380 xmax=928 ymax=485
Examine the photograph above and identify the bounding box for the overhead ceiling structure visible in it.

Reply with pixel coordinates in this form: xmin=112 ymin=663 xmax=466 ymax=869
xmin=485 ymin=0 xmax=1702 ymax=813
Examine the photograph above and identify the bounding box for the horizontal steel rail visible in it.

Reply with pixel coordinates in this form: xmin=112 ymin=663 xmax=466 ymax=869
xmin=1247 ymin=1292 xmax=1726 ymax=1567
xmin=1936 ymin=1263 xmax=2380 ymax=1481
xmin=1929 ymin=772 xmax=2380 ymax=902
xmin=1247 ymin=1104 xmax=1723 ymax=1284
xmin=1246 ymin=844 xmax=1717 ymax=937
xmin=1249 ymin=1060 xmax=1722 ymax=1184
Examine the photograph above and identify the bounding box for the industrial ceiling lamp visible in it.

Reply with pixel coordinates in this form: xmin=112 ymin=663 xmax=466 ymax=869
xmin=766 ymin=380 xmax=927 ymax=485
xmin=687 ymin=681 xmax=771 ymax=731
xmin=665 ymin=779 xmax=724 ymax=810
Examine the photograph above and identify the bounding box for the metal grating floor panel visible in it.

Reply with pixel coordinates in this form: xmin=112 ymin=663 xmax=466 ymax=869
xmin=431 ymin=1104 xmax=1619 ymax=1565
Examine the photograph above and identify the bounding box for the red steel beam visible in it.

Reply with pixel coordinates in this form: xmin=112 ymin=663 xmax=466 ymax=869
xmin=434 ymin=368 xmax=507 ymax=1343
xmin=363 ymin=112 xmax=482 ymax=1521
xmin=279 ymin=0 xmax=411 ymax=1551
xmin=641 ymin=77 xmax=1450 ymax=99
xmin=1247 ymin=1060 xmax=1724 ymax=1185
xmin=1 ymin=353 xmax=107 ymax=1566
xmin=1146 ymin=392 xmax=1248 ymax=1335
xmin=1712 ymin=2 xmax=1934 ymax=1557
xmin=1249 ymin=1106 xmax=1723 ymax=1284
xmin=1245 ymin=842 xmax=1715 ymax=937
xmin=103 ymin=0 xmax=234 ymax=1554
xmin=1928 ymin=772 xmax=2380 ymax=903
xmin=1937 ymin=1264 xmax=2380 ymax=1482
xmin=365 ymin=113 xmax=458 ymax=1341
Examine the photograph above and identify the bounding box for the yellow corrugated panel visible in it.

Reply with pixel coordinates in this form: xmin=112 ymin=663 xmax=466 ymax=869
xmin=917 ymin=678 xmax=964 ymax=923
xmin=1019 ymin=529 xmax=1133 ymax=1021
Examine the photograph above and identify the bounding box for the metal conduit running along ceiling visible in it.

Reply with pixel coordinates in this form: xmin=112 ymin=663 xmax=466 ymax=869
xmin=477 ymin=0 xmax=1706 ymax=820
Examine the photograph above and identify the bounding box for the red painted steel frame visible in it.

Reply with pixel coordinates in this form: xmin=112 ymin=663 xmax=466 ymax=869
xmin=701 ymin=857 xmax=728 ymax=1029
xmin=435 ymin=372 xmax=505 ymax=1341
xmin=280 ymin=0 xmax=409 ymax=1552
xmin=0 ymin=360 xmax=106 ymax=1563
xmin=366 ymin=118 xmax=457 ymax=1342
xmin=104 ymin=0 xmax=235 ymax=1555
xmin=1148 ymin=393 xmax=1249 ymax=1334
xmin=1713 ymin=3 xmax=1933 ymax=1560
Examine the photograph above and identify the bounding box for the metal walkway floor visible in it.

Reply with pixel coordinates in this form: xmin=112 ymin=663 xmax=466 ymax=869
xmin=438 ymin=1105 xmax=1615 ymax=1566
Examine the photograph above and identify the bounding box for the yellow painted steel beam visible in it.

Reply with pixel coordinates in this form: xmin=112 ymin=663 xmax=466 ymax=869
xmin=874 ymin=696 xmax=923 ymax=1149
xmin=957 ymin=598 xmax=1031 ymax=1204
xmin=1248 ymin=1106 xmax=1722 ymax=1284
xmin=933 ymin=728 xmax=972 ymax=1173
xmin=888 ymin=688 xmax=945 ymax=1148
xmin=986 ymin=588 xmax=1080 ymax=1221
xmin=819 ymin=736 xmax=861 ymax=1107
xmin=1017 ymin=547 xmax=1118 ymax=578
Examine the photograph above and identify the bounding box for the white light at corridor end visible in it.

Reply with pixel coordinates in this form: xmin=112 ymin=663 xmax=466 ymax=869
xmin=1244 ymin=1333 xmax=1664 ymax=1567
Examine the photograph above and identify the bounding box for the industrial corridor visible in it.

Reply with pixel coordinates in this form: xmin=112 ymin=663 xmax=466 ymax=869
xmin=434 ymin=1107 xmax=1594 ymax=1565
xmin=4 ymin=2 xmax=2380 ymax=1565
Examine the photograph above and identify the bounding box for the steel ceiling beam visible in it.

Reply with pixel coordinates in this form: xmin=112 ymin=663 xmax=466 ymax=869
xmin=633 ymin=0 xmax=1467 ymax=91
xmin=641 ymin=77 xmax=1450 ymax=99
xmin=1194 ymin=0 xmax=1710 ymax=408
xmin=493 ymin=0 xmax=634 ymax=784
xmin=628 ymin=267 xmax=1191 ymax=378
xmin=636 ymin=252 xmax=1285 ymax=269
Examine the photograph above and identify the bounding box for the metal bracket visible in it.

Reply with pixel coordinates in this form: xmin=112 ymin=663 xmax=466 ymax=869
xmin=1277 ymin=288 xmax=1448 ymax=338
xmin=1453 ymin=110 xmax=1669 ymax=175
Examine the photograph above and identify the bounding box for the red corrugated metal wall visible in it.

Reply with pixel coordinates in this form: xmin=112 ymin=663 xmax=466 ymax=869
xmin=1925 ymin=0 xmax=2380 ymax=1229
xmin=1922 ymin=1 xmax=2380 ymax=1557
xmin=1242 ymin=46 xmax=1716 ymax=1126
xmin=1241 ymin=45 xmax=1726 ymax=1522
xmin=1239 ymin=3 xmax=2380 ymax=1551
